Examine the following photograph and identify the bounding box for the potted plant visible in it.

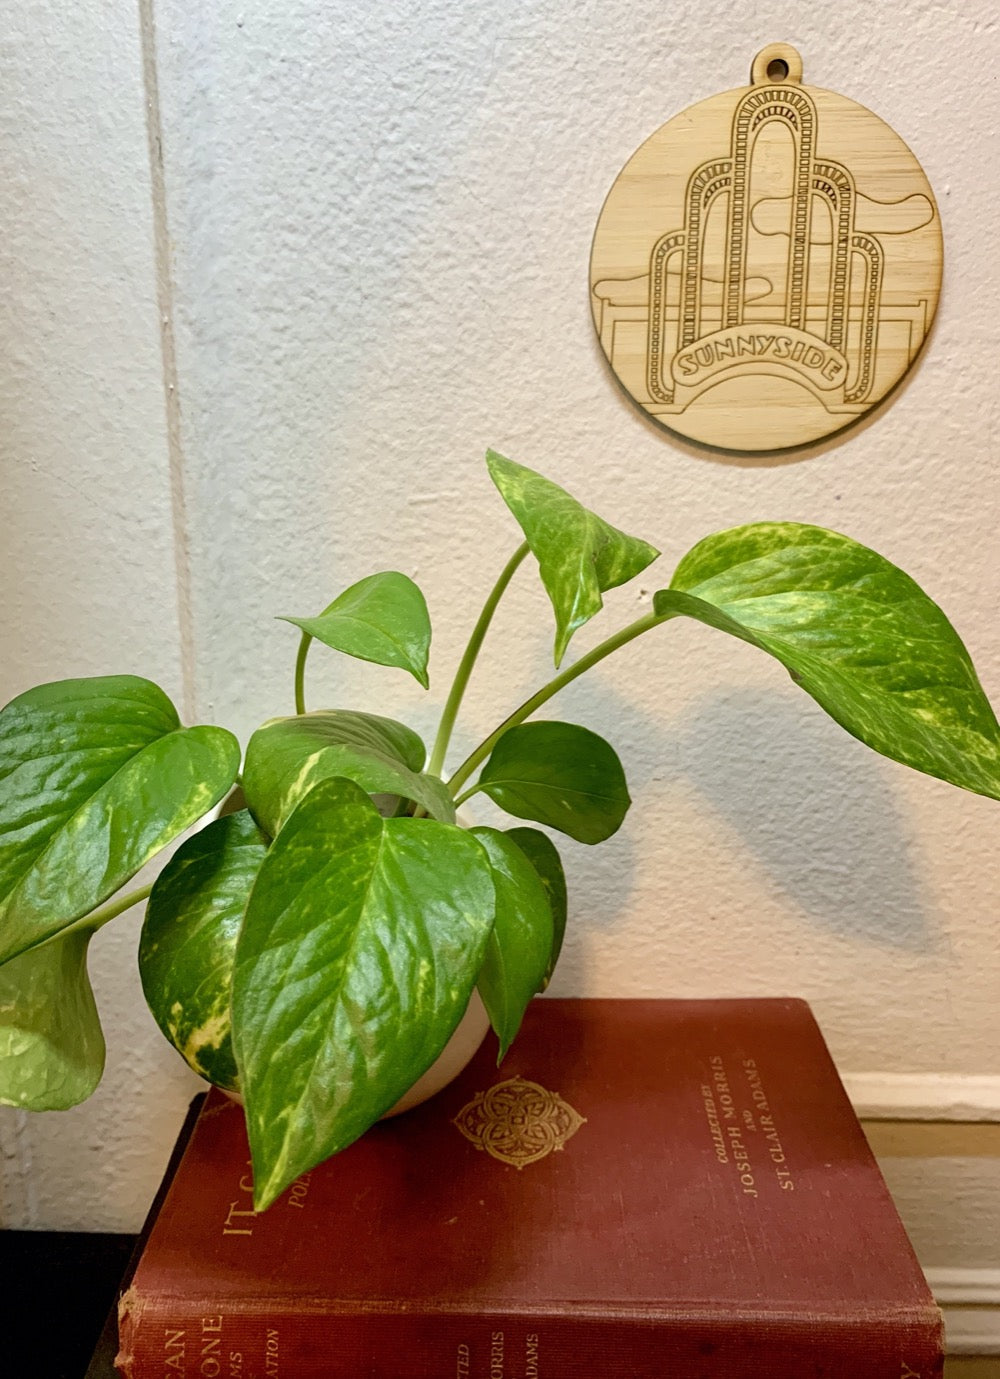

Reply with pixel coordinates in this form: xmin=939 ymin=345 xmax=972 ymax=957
xmin=2 ymin=451 xmax=998 ymax=1210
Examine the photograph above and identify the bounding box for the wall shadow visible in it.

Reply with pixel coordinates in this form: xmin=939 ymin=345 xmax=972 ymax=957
xmin=548 ymin=675 xmax=937 ymax=958
xmin=671 ymin=687 xmax=936 ymax=950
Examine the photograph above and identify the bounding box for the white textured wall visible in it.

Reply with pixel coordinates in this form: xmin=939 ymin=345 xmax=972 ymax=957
xmin=0 ymin=1 xmax=202 ymax=1227
xmin=1 ymin=0 xmax=999 ymax=1233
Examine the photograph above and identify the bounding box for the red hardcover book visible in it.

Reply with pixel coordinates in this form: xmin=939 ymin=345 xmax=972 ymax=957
xmin=115 ymin=998 xmax=943 ymax=1378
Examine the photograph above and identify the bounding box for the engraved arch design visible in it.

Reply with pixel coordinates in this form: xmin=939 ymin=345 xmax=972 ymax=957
xmin=811 ymin=162 xmax=856 ymax=352
xmin=643 ymin=84 xmax=887 ymax=413
xmin=679 ymin=160 xmax=733 ymax=349
xmin=727 ymin=87 xmax=816 ymax=330
xmin=647 ymin=230 xmax=687 ymax=403
xmin=847 ymin=232 xmax=884 ymax=402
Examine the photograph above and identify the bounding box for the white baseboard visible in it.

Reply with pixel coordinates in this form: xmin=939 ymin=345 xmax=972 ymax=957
xmin=927 ymin=1268 xmax=1000 ymax=1355
xmin=842 ymin=1072 xmax=1000 ymax=1122
xmin=843 ymin=1074 xmax=1000 ymax=1355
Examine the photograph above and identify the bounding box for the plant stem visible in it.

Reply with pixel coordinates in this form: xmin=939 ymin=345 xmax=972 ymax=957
xmin=446 ymin=607 xmax=674 ymax=796
xmin=82 ymin=882 xmax=156 ymax=932
xmin=294 ymin=630 xmax=313 ymax=715
xmin=3 ymin=882 xmax=157 ymax=965
xmin=44 ymin=883 xmax=157 ymax=952
xmin=427 ymin=541 xmax=530 ymax=778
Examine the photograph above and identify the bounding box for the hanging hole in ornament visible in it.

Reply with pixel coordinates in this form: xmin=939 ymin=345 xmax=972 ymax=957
xmin=751 ymin=43 xmax=803 ymax=86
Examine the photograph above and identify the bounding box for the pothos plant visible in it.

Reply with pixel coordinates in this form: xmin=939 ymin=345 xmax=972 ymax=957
xmin=2 ymin=451 xmax=1000 ymax=1209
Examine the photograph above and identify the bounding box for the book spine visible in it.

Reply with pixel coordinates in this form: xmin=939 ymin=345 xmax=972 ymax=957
xmin=116 ymin=1295 xmax=944 ymax=1379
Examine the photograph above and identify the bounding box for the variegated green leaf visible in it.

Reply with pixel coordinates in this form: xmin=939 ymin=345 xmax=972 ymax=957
xmin=659 ymin=523 xmax=1000 ymax=798
xmin=140 ymin=811 xmax=269 ymax=1093
xmin=487 ymin=451 xmax=659 ymax=665
xmin=242 ymin=711 xmax=454 ymax=836
xmin=281 ymin=571 xmax=431 ymax=688
xmin=232 ymin=778 xmax=495 ymax=1209
xmin=471 ymin=827 xmax=553 ymax=1059
xmin=0 ymin=676 xmax=241 ymax=964
xmin=0 ymin=931 xmax=105 ymax=1110
xmin=506 ymin=826 xmax=567 ymax=986
xmin=476 ymin=721 xmax=631 ymax=843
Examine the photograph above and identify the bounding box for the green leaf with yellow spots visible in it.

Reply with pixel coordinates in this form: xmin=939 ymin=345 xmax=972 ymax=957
xmin=0 ymin=930 xmax=105 ymax=1110
xmin=280 ymin=571 xmax=432 ymax=688
xmin=140 ymin=810 xmax=269 ymax=1094
xmin=232 ymin=777 xmax=495 ymax=1209
xmin=0 ymin=675 xmax=241 ymax=964
xmin=471 ymin=827 xmax=553 ymax=1059
xmin=658 ymin=523 xmax=1000 ymax=799
xmin=506 ymin=826 xmax=567 ymax=986
xmin=487 ymin=451 xmax=659 ymax=666
xmin=475 ymin=721 xmax=630 ymax=843
xmin=243 ymin=710 xmax=454 ymax=836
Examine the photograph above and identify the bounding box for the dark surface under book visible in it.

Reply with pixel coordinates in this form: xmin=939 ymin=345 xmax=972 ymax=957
xmin=0 ymin=1093 xmax=203 ymax=1379
xmin=2 ymin=1228 xmax=135 ymax=1379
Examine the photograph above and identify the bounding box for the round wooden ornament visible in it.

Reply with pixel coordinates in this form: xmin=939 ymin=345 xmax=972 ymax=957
xmin=590 ymin=44 xmax=942 ymax=451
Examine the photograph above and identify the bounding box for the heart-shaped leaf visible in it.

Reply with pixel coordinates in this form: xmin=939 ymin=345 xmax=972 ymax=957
xmin=487 ymin=451 xmax=659 ymax=666
xmin=471 ymin=827 xmax=554 ymax=1059
xmin=139 ymin=810 xmax=269 ymax=1093
xmin=242 ymin=711 xmax=455 ymax=836
xmin=0 ymin=676 xmax=241 ymax=964
xmin=281 ymin=571 xmax=431 ymax=688
xmin=659 ymin=524 xmax=1000 ymax=800
xmin=0 ymin=931 xmax=105 ymax=1110
xmin=232 ymin=777 xmax=495 ymax=1209
xmin=506 ymin=826 xmax=567 ymax=986
xmin=476 ymin=721 xmax=630 ymax=843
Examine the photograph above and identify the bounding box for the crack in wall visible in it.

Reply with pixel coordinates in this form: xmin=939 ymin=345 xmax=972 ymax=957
xmin=138 ymin=0 xmax=197 ymax=725
xmin=0 ymin=1111 xmax=38 ymax=1227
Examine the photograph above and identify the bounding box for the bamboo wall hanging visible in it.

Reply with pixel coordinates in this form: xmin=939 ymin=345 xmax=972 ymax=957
xmin=590 ymin=44 xmax=942 ymax=452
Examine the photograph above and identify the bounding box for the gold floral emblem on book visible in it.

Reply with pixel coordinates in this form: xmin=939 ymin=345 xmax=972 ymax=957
xmin=453 ymin=1076 xmax=585 ymax=1168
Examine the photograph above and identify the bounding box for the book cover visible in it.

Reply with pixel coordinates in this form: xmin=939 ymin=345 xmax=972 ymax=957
xmin=116 ymin=998 xmax=943 ymax=1378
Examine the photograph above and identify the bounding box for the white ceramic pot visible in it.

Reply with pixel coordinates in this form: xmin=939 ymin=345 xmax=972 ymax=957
xmin=216 ymin=800 xmax=490 ymax=1117
xmin=382 ymin=988 xmax=490 ymax=1117
xmin=381 ymin=806 xmax=490 ymax=1116
xmin=221 ymin=988 xmax=490 ymax=1117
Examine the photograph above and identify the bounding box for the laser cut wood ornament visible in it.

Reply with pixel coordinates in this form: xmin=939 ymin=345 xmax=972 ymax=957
xmin=590 ymin=44 xmax=942 ymax=451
